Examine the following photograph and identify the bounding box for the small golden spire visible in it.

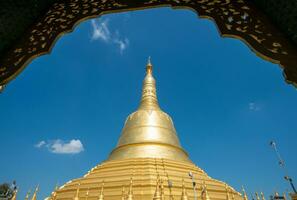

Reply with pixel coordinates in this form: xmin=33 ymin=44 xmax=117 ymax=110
xmin=25 ymin=190 xmax=31 ymax=200
xmin=225 ymin=185 xmax=230 ymax=200
xmin=255 ymin=192 xmax=260 ymax=200
xmin=283 ymin=193 xmax=287 ymax=200
xmin=202 ymin=182 xmax=210 ymax=200
xmin=85 ymin=188 xmax=89 ymax=200
xmin=127 ymin=178 xmax=133 ymax=200
xmin=11 ymin=189 xmax=18 ymax=200
xmin=232 ymin=192 xmax=235 ymax=200
xmin=54 ymin=183 xmax=59 ymax=191
xmin=160 ymin=179 xmax=165 ymax=200
xmin=121 ymin=186 xmax=126 ymax=200
xmin=31 ymin=186 xmax=39 ymax=200
xmin=181 ymin=179 xmax=188 ymax=200
xmin=74 ymin=182 xmax=80 ymax=200
xmin=153 ymin=177 xmax=161 ymax=200
xmin=98 ymin=181 xmax=104 ymax=200
xmin=242 ymin=186 xmax=248 ymax=200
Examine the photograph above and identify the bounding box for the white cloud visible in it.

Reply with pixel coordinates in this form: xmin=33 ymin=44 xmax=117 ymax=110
xmin=91 ymin=19 xmax=110 ymax=42
xmin=35 ymin=139 xmax=84 ymax=154
xmin=249 ymin=102 xmax=260 ymax=111
xmin=114 ymin=38 xmax=129 ymax=54
xmin=35 ymin=140 xmax=46 ymax=148
xmin=90 ymin=18 xmax=129 ymax=54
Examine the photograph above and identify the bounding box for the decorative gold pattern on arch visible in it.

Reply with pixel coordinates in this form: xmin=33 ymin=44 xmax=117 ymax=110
xmin=0 ymin=0 xmax=297 ymax=87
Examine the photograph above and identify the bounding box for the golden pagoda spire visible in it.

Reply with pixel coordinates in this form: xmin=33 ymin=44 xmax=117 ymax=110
xmin=121 ymin=186 xmax=126 ymax=200
xmin=24 ymin=190 xmax=31 ymax=200
xmin=139 ymin=57 xmax=160 ymax=110
xmin=255 ymin=192 xmax=260 ymax=200
xmin=242 ymin=186 xmax=248 ymax=200
xmin=74 ymin=182 xmax=80 ymax=200
xmin=127 ymin=178 xmax=133 ymax=200
xmin=98 ymin=181 xmax=104 ymax=200
xmin=260 ymin=192 xmax=265 ymax=200
xmin=153 ymin=178 xmax=161 ymax=200
xmin=31 ymin=186 xmax=39 ymax=200
xmin=108 ymin=59 xmax=190 ymax=162
xmin=202 ymin=182 xmax=210 ymax=200
xmin=181 ymin=179 xmax=188 ymax=200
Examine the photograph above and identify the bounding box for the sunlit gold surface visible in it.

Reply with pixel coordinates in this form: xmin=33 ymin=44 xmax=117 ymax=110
xmin=53 ymin=158 xmax=242 ymax=200
xmin=49 ymin=60 xmax=243 ymax=200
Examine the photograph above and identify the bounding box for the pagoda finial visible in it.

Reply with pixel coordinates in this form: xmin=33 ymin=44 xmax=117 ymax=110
xmin=74 ymin=182 xmax=80 ymax=200
xmin=98 ymin=181 xmax=104 ymax=200
xmin=121 ymin=186 xmax=126 ymax=200
xmin=260 ymin=192 xmax=265 ymax=200
xmin=139 ymin=58 xmax=159 ymax=110
xmin=242 ymin=186 xmax=248 ymax=200
xmin=31 ymin=186 xmax=39 ymax=200
xmin=181 ymin=179 xmax=188 ymax=200
xmin=127 ymin=178 xmax=133 ymax=200
xmin=25 ymin=190 xmax=31 ymax=200
xmin=202 ymin=182 xmax=210 ymax=200
xmin=146 ymin=56 xmax=152 ymax=74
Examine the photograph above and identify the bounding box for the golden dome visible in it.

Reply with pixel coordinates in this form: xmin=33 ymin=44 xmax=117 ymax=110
xmin=49 ymin=58 xmax=243 ymax=200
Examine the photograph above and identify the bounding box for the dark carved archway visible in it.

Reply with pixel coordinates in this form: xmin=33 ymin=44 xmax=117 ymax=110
xmin=0 ymin=0 xmax=297 ymax=90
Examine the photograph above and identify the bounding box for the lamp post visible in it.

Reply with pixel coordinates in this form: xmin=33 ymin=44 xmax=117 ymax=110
xmin=189 ymin=171 xmax=197 ymax=200
xmin=270 ymin=141 xmax=297 ymax=194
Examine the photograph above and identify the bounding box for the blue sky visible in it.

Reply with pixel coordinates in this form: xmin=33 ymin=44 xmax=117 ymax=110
xmin=0 ymin=7 xmax=296 ymax=200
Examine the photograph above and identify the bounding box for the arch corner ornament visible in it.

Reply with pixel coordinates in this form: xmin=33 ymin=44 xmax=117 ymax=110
xmin=0 ymin=0 xmax=297 ymax=88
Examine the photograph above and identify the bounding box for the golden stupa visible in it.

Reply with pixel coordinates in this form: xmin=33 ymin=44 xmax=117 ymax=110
xmin=48 ymin=58 xmax=244 ymax=200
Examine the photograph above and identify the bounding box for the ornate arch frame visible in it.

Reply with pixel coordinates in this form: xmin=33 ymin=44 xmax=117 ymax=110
xmin=0 ymin=0 xmax=297 ymax=90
